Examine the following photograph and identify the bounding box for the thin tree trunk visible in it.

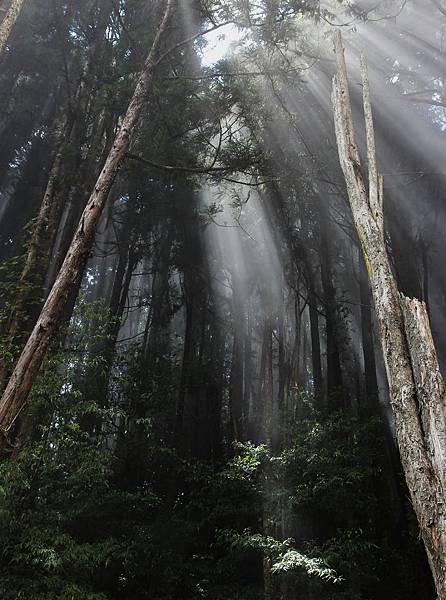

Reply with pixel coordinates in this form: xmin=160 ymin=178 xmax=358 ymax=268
xmin=209 ymin=315 xmax=224 ymax=466
xmin=308 ymin=284 xmax=322 ymax=399
xmin=261 ymin=310 xmax=274 ymax=448
xmin=289 ymin=294 xmax=301 ymax=397
xmin=0 ymin=0 xmax=176 ymax=441
xmin=0 ymin=0 xmax=25 ymax=55
xmin=244 ymin=298 xmax=256 ymax=440
xmin=278 ymin=283 xmax=290 ymax=420
xmin=175 ymin=294 xmax=194 ymax=451
xmin=46 ymin=111 xmax=118 ymax=293
xmin=229 ymin=279 xmax=245 ymax=442
xmin=0 ymin=147 xmax=65 ymax=391
xmin=332 ymin=31 xmax=446 ymax=598
xmin=261 ymin=303 xmax=275 ymax=600
xmin=320 ymin=235 xmax=343 ymax=399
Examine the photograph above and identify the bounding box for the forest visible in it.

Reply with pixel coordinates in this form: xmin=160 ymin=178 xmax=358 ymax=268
xmin=0 ymin=0 xmax=446 ymax=598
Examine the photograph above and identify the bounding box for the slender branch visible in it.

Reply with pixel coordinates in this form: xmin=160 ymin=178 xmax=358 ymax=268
xmin=430 ymin=0 xmax=446 ymax=16
xmin=361 ymin=54 xmax=382 ymax=232
xmin=125 ymin=152 xmax=276 ymax=187
xmin=125 ymin=152 xmax=232 ymax=174
xmin=155 ymin=20 xmax=233 ymax=67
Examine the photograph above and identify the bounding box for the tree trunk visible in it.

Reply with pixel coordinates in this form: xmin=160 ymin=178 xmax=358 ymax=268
xmin=0 ymin=0 xmax=25 ymax=55
xmin=359 ymin=264 xmax=378 ymax=404
xmin=278 ymin=283 xmax=290 ymax=419
xmin=208 ymin=315 xmax=224 ymax=466
xmin=261 ymin=303 xmax=275 ymax=600
xmin=175 ymin=291 xmax=194 ymax=452
xmin=332 ymin=31 xmax=446 ymax=598
xmin=229 ymin=279 xmax=245 ymax=442
xmin=308 ymin=284 xmax=323 ymax=399
xmin=261 ymin=309 xmax=274 ymax=448
xmin=319 ymin=231 xmax=343 ymax=400
xmin=0 ymin=0 xmax=176 ymax=441
xmin=0 ymin=146 xmax=65 ymax=392
xmin=244 ymin=298 xmax=257 ymax=441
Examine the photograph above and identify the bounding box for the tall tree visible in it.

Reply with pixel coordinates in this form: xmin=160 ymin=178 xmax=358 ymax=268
xmin=332 ymin=31 xmax=446 ymax=598
xmin=0 ymin=0 xmax=176 ymax=440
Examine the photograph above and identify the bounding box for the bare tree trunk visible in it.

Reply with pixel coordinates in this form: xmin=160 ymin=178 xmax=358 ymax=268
xmin=332 ymin=31 xmax=446 ymax=599
xmin=261 ymin=310 xmax=274 ymax=449
xmin=278 ymin=283 xmax=290 ymax=418
xmin=320 ymin=236 xmax=343 ymax=399
xmin=229 ymin=279 xmax=245 ymax=442
xmin=308 ymin=284 xmax=322 ymax=399
xmin=208 ymin=316 xmax=224 ymax=466
xmin=260 ymin=303 xmax=275 ymax=600
xmin=0 ymin=0 xmax=176 ymax=441
xmin=175 ymin=286 xmax=192 ymax=451
xmin=244 ymin=300 xmax=254 ymax=438
xmin=0 ymin=0 xmax=25 ymax=55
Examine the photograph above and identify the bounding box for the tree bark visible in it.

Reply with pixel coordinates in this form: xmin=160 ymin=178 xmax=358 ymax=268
xmin=359 ymin=264 xmax=378 ymax=404
xmin=332 ymin=31 xmax=446 ymax=598
xmin=0 ymin=0 xmax=25 ymax=55
xmin=0 ymin=0 xmax=176 ymax=440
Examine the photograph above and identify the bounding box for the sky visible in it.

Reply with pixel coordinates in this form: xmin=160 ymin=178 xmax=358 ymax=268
xmin=201 ymin=23 xmax=243 ymax=65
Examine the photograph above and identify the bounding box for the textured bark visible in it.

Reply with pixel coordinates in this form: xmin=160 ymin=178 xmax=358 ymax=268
xmin=401 ymin=296 xmax=446 ymax=490
xmin=0 ymin=0 xmax=25 ymax=55
xmin=332 ymin=31 xmax=446 ymax=598
xmin=0 ymin=0 xmax=176 ymax=439
xmin=359 ymin=268 xmax=378 ymax=403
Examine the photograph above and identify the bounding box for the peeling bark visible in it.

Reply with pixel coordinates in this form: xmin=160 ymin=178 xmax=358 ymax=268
xmin=0 ymin=0 xmax=25 ymax=55
xmin=401 ymin=295 xmax=446 ymax=491
xmin=332 ymin=31 xmax=446 ymax=598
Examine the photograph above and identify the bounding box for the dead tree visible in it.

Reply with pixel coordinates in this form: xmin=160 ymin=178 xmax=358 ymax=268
xmin=0 ymin=0 xmax=176 ymax=441
xmin=332 ymin=31 xmax=446 ymax=598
